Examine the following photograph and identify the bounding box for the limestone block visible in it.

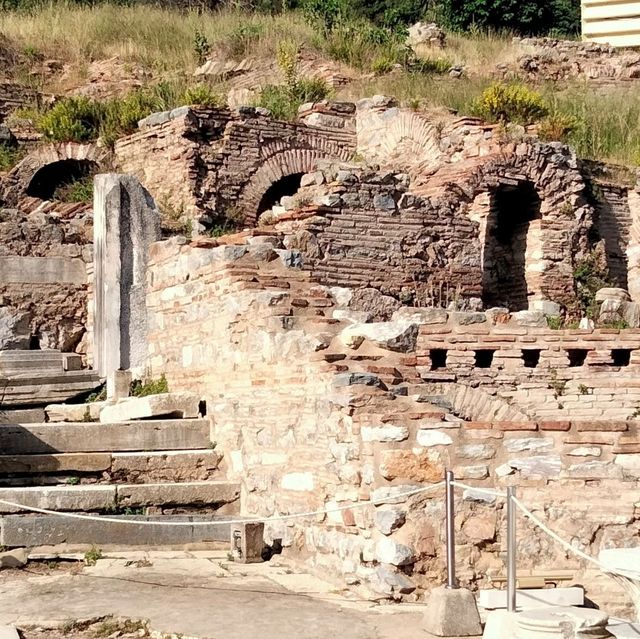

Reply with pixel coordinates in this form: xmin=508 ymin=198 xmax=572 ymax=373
xmin=424 ymin=586 xmax=483 ymax=637
xmin=372 ymin=485 xmax=423 ymax=505
xmin=116 ymin=481 xmax=240 ymax=508
xmin=458 ymin=444 xmax=495 ymax=459
xmin=462 ymin=514 xmax=496 ymax=542
xmin=99 ymin=392 xmax=200 ymax=423
xmin=595 ymin=287 xmax=630 ymax=302
xmin=375 ymin=537 xmax=414 ymax=566
xmin=451 ymin=312 xmax=487 ymax=325
xmin=0 ymin=308 xmax=30 ymax=350
xmin=0 ymin=485 xmax=116 ymax=514
xmin=375 ymin=509 xmax=406 ymax=535
xmin=0 ymin=453 xmax=111 ymax=474
xmin=371 ymin=565 xmax=416 ymax=596
xmin=0 ymin=548 xmax=28 ymax=569
xmin=623 ymin=301 xmax=640 ymax=328
xmin=339 ymin=321 xmax=418 ymax=352
xmin=407 ymin=22 xmax=446 ymax=47
xmin=504 ymin=437 xmax=554 ymax=453
xmin=281 ymin=472 xmax=314 ymax=491
xmin=509 ymin=455 xmax=562 ymax=479
xmin=458 ymin=465 xmax=489 ymax=480
xmin=417 ymin=430 xmax=453 ymax=447
xmin=511 ymin=311 xmax=547 ymax=327
xmin=0 ymin=256 xmax=86 ymax=285
xmin=392 ymin=307 xmax=448 ymax=324
xmin=361 ymin=425 xmax=409 ymax=442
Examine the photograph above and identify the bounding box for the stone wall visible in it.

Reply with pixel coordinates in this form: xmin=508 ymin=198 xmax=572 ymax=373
xmin=113 ymin=103 xmax=356 ymax=231
xmin=142 ymin=235 xmax=640 ymax=614
xmin=271 ymin=142 xmax=595 ymax=313
xmin=0 ymin=198 xmax=92 ymax=352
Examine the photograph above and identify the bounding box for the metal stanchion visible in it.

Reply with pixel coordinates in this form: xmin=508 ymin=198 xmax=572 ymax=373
xmin=507 ymin=486 xmax=517 ymax=612
xmin=445 ymin=470 xmax=458 ymax=589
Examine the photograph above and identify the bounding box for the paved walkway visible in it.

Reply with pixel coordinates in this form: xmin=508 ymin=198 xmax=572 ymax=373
xmin=0 ymin=551 xmax=454 ymax=639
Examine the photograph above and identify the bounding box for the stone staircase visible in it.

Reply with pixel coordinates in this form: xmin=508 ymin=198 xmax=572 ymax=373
xmin=0 ymin=418 xmax=240 ymax=547
xmin=0 ymin=370 xmax=240 ymax=548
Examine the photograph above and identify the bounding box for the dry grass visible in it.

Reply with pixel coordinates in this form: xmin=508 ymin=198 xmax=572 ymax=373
xmin=1 ymin=3 xmax=639 ymax=166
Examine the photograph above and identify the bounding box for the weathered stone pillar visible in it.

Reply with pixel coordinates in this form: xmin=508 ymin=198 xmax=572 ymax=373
xmin=93 ymin=174 xmax=161 ymax=378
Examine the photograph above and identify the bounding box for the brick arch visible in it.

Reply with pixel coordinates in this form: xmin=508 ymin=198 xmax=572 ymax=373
xmin=238 ymin=147 xmax=348 ymax=224
xmin=2 ymin=142 xmax=109 ymax=204
xmin=459 ymin=143 xmax=595 ymax=309
xmin=427 ymin=382 xmax=532 ymax=421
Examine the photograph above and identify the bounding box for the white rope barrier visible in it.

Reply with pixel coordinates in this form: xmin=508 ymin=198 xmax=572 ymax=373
xmin=0 ymin=481 xmax=445 ymax=527
xmin=450 ymin=481 xmax=508 ymax=499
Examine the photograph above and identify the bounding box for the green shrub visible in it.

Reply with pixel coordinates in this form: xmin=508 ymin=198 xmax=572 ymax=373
xmin=130 ymin=373 xmax=169 ymax=398
xmin=182 ymin=83 xmax=224 ymax=108
xmin=54 ymin=176 xmax=93 ymax=203
xmin=38 ymin=96 xmax=101 ymax=142
xmin=411 ymin=56 xmax=453 ymax=75
xmin=193 ymin=28 xmax=211 ymax=65
xmin=573 ymin=251 xmax=611 ymax=319
xmin=472 ymin=82 xmax=548 ymax=124
xmin=0 ymin=143 xmax=23 ymax=172
xmin=372 ymin=54 xmax=396 ymax=75
xmin=537 ymin=112 xmax=582 ymax=143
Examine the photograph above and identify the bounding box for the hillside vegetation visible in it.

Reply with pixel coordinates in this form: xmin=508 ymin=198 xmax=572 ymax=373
xmin=0 ymin=1 xmax=639 ymax=166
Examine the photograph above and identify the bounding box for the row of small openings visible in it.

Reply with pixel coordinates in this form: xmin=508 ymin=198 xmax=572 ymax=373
xmin=429 ymin=348 xmax=633 ymax=370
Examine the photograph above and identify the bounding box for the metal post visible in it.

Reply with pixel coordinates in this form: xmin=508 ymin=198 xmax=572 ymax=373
xmin=445 ymin=470 xmax=458 ymax=589
xmin=507 ymin=486 xmax=517 ymax=612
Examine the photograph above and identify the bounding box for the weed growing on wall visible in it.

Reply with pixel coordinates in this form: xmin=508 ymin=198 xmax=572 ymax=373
xmin=130 ymin=374 xmax=169 ymax=398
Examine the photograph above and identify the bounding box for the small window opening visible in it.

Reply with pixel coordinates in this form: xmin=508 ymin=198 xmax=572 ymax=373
xmin=522 ymin=349 xmax=541 ymax=368
xmin=29 ymin=335 xmax=41 ymax=350
xmin=567 ymin=349 xmax=588 ymax=367
xmin=430 ymin=349 xmax=447 ymax=370
xmin=474 ymin=349 xmax=495 ymax=368
xmin=612 ymin=349 xmax=631 ymax=367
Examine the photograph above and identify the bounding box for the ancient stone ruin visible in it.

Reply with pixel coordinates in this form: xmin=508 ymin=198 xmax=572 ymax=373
xmin=2 ymin=93 xmax=640 ymax=622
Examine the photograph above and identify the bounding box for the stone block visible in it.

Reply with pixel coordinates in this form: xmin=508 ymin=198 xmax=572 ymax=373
xmin=0 ymin=408 xmax=45 ymax=424
xmin=116 ymin=481 xmax=240 ymax=508
xmin=0 ymin=548 xmax=28 ymax=569
xmin=424 ymin=586 xmax=483 ymax=637
xmin=0 ymin=350 xmax=64 ymax=378
xmin=45 ymin=402 xmax=104 ymax=422
xmin=515 ymin=606 xmax=610 ymax=639
xmin=417 ymin=430 xmax=453 ymax=446
xmin=0 ymin=514 xmax=230 ymax=547
xmin=595 ymin=288 xmax=630 ymax=302
xmin=230 ymin=521 xmax=265 ymax=563
xmin=478 ymin=587 xmax=584 ymax=610
xmin=0 ymin=256 xmax=86 ymax=285
xmin=107 ymin=369 xmax=132 ymax=400
xmin=0 ymin=485 xmax=116 ymax=514
xmin=375 ymin=537 xmax=414 ymax=566
xmin=379 ymin=449 xmax=442 ymax=482
xmin=99 ymin=392 xmax=200 ymax=423
xmin=372 ymin=565 xmax=416 ymax=596
xmin=0 ymin=452 xmax=111 ymax=474
xmin=339 ymin=321 xmax=418 ymax=352
xmin=393 ymin=307 xmax=448 ymax=324
xmin=375 ymin=509 xmax=406 ymax=535
xmin=362 ymin=425 xmax=409 ymax=442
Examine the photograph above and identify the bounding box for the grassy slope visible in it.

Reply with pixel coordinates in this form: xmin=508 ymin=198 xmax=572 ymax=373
xmin=1 ymin=3 xmax=639 ymax=166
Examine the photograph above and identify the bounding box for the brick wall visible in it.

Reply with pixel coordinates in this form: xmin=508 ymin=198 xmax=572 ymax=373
xmin=142 ymin=236 xmax=640 ymax=613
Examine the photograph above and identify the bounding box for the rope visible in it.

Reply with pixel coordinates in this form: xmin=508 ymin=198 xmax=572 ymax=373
xmin=0 ymin=482 xmax=445 ymax=527
xmin=450 ymin=481 xmax=507 ymax=498
xmin=512 ymin=496 xmax=640 ymax=581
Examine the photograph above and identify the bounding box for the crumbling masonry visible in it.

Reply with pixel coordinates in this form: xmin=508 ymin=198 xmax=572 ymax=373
xmin=2 ymin=96 xmax=640 ymax=613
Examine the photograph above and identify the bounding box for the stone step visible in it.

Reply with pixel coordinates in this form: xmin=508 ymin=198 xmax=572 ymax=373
xmin=1 ymin=371 xmax=102 ymax=407
xmin=0 ymin=480 xmax=240 ymax=514
xmin=0 ymin=419 xmax=211 ymax=454
xmin=0 ymin=350 xmax=64 ymax=378
xmin=99 ymin=392 xmax=200 ymax=423
xmin=0 ymin=449 xmax=222 ymax=484
xmin=0 ymin=513 xmax=232 ymax=547
xmin=0 ymin=408 xmax=45 ymax=424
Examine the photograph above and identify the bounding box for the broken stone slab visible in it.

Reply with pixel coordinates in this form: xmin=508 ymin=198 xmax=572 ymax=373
xmin=99 ymin=392 xmax=200 ymax=423
xmin=0 ymin=548 xmax=28 ymax=569
xmin=479 ymin=587 xmax=584 ymax=610
xmin=424 ymin=585 xmax=483 ymax=637
xmin=339 ymin=321 xmax=418 ymax=352
xmin=0 ymin=627 xmax=20 ymax=639
xmin=45 ymin=402 xmax=105 ymax=422
xmin=595 ymin=287 xmax=631 ymax=302
xmin=374 ymin=509 xmax=406 ymax=535
xmin=515 ymin=606 xmax=610 ymax=639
